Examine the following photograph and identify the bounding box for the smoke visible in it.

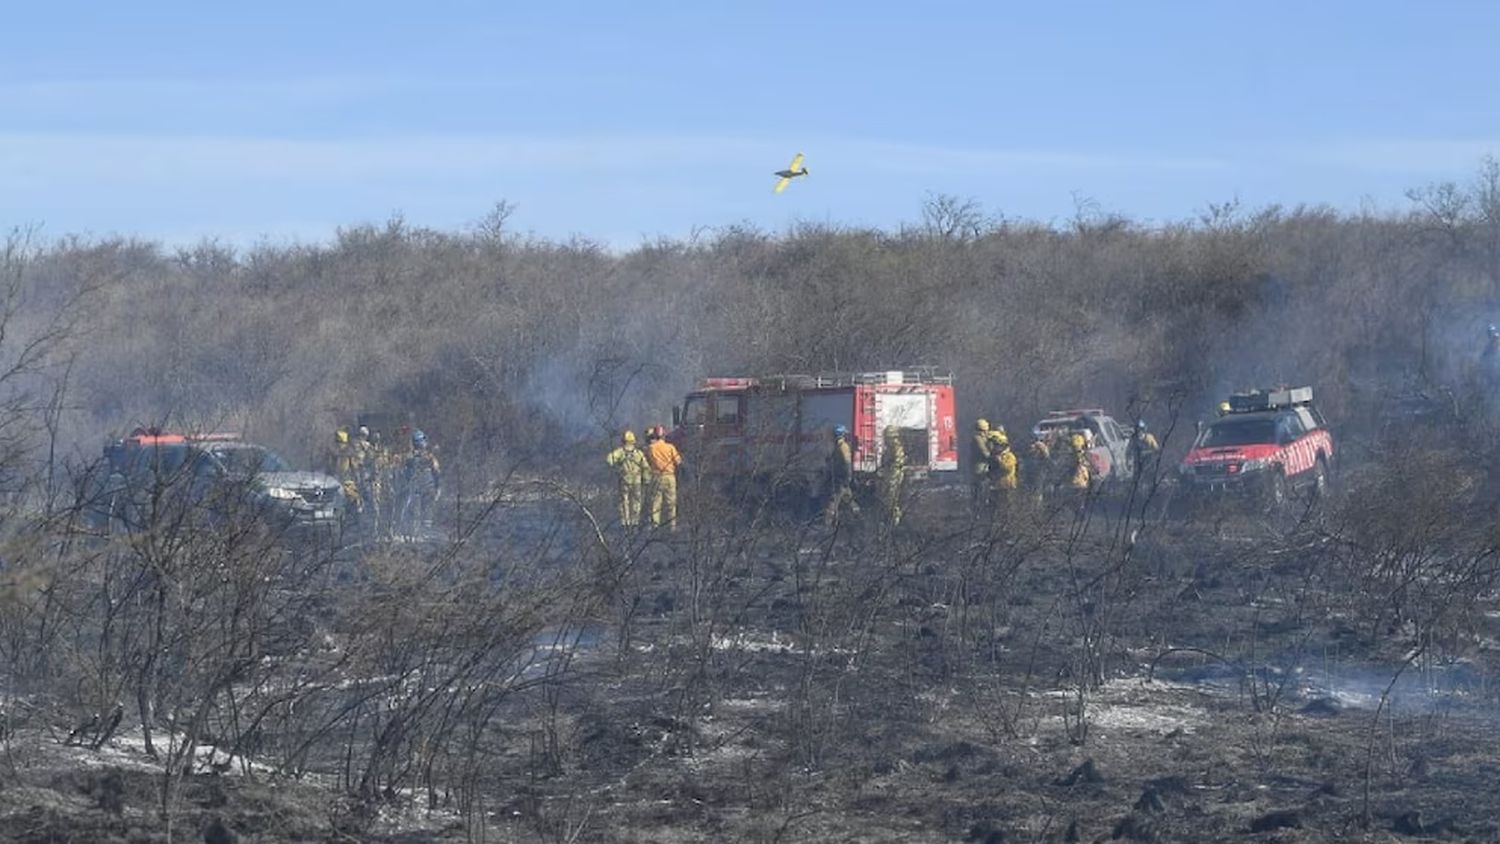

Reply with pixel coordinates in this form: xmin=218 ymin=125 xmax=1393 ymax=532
xmin=1300 ymin=660 xmax=1496 ymax=718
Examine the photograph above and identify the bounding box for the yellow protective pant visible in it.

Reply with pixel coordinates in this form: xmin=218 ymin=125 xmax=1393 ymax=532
xmin=650 ymin=472 xmax=678 ymax=531
xmin=618 ymin=480 xmax=643 ymax=527
xmin=880 ymin=476 xmax=903 ymax=527
xmin=971 ymin=466 xmax=989 ymax=506
xmin=824 ymin=483 xmax=859 ymax=527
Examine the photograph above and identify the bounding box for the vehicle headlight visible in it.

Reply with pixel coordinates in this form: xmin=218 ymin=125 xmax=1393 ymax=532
xmin=264 ymin=486 xmax=298 ymax=500
xmin=1241 ymin=458 xmax=1271 ymax=472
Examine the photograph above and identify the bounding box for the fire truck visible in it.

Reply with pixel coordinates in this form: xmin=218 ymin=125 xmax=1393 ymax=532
xmin=1178 ymin=386 xmax=1335 ymax=508
xmin=669 ymin=369 xmax=959 ymax=496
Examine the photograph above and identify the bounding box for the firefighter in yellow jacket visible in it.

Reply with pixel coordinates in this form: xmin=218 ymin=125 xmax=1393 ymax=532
xmin=1129 ymin=419 xmax=1161 ymax=483
xmin=989 ymin=430 xmax=1020 ymax=509
xmin=878 ymin=426 xmax=906 ymax=527
xmin=971 ymin=419 xmax=995 ymax=505
xmin=330 ymin=429 xmax=363 ymax=513
xmin=606 ymin=430 xmax=649 ymax=529
xmin=1025 ymin=432 xmax=1051 ymax=504
xmin=645 ymin=426 xmax=683 ymax=532
xmin=1068 ymin=432 xmax=1092 ymax=491
xmin=824 ymin=425 xmax=860 ymax=526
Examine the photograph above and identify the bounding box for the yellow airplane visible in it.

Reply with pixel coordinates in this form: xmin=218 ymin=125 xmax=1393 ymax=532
xmin=773 ymin=153 xmax=808 ymax=193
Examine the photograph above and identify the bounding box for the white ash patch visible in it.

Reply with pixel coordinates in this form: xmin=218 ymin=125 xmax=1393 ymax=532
xmin=1044 ymin=678 xmax=1211 ymax=735
xmin=1089 ymin=703 xmax=1207 ymax=733
xmin=709 ymin=631 xmax=850 ymax=655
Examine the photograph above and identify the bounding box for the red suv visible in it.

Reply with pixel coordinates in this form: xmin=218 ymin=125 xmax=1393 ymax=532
xmin=1179 ymin=387 xmax=1334 ymax=508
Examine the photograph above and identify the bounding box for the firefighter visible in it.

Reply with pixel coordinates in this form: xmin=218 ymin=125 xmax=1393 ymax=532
xmin=605 ymin=430 xmax=648 ymax=529
xmin=1067 ymin=431 xmax=1092 ymax=493
xmin=1024 ymin=431 xmax=1050 ymax=505
xmin=400 ymin=429 xmax=442 ymax=538
xmin=354 ymin=426 xmax=381 ymax=530
xmin=330 ymin=429 xmax=363 ymax=514
xmin=990 ymin=430 xmax=1019 ymax=511
xmin=639 ymin=427 xmax=656 ymax=528
xmin=824 ymin=425 xmax=860 ymax=527
xmin=367 ymin=429 xmax=393 ymax=538
xmin=878 ymin=426 xmax=906 ymax=528
xmin=645 ymin=426 xmax=683 ymax=532
xmin=1129 ymin=419 xmax=1161 ymax=483
xmin=972 ymin=419 xmax=996 ymax=506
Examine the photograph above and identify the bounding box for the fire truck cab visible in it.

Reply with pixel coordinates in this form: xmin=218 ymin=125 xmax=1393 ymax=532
xmin=670 ymin=369 xmax=959 ymax=495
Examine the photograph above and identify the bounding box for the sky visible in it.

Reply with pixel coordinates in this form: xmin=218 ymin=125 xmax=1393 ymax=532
xmin=1 ymin=1 xmax=1498 ymax=247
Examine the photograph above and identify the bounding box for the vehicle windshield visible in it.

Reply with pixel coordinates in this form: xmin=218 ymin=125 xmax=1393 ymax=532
xmin=207 ymin=444 xmax=290 ymax=475
xmin=1197 ymin=418 xmax=1276 ymax=448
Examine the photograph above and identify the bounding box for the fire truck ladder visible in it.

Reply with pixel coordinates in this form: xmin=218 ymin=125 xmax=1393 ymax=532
xmin=859 ymin=388 xmax=879 ymax=471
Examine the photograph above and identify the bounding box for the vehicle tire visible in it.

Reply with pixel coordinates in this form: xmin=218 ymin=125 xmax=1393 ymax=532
xmin=1311 ymin=457 xmax=1329 ymax=499
xmin=1266 ymin=470 xmax=1288 ymax=511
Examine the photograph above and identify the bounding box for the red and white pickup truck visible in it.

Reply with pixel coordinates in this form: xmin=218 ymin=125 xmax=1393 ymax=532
xmin=1178 ymin=387 xmax=1335 ymax=507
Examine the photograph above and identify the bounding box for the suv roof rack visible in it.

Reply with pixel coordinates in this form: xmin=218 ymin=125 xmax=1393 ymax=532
xmin=1227 ymin=386 xmax=1313 ymax=414
xmin=188 ymin=432 xmax=242 ymax=442
xmin=1042 ymin=408 xmax=1107 ymax=419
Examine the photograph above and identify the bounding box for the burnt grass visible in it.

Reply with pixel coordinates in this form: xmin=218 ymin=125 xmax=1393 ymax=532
xmin=6 ymin=485 xmax=1500 ymax=842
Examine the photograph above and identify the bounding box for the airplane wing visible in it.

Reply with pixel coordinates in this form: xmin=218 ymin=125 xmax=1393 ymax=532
xmin=787 ymin=152 xmax=804 ymax=172
xmin=774 ymin=176 xmax=792 ymax=194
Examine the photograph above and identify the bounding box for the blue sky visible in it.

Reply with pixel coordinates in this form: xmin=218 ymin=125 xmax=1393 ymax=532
xmin=1 ymin=1 xmax=1497 ymax=246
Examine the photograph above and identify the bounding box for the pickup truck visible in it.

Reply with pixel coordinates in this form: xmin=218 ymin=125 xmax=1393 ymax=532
xmin=1031 ymin=408 xmax=1136 ymax=488
xmin=1178 ymin=387 xmax=1334 ymax=508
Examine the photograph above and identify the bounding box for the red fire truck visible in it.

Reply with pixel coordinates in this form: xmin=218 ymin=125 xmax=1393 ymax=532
xmin=669 ymin=369 xmax=959 ymax=494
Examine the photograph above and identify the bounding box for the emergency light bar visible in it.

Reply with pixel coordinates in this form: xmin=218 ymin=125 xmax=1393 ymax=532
xmin=123 ymin=431 xmax=242 ymax=446
xmin=125 ymin=434 xmax=187 ymax=446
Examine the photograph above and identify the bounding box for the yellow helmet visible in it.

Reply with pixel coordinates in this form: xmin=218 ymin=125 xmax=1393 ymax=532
xmin=623 ymin=430 xmax=636 ymax=444
xmin=995 ymin=431 xmax=1010 ymax=446
xmin=336 ymin=429 xmax=349 ymax=444
xmin=975 ymin=418 xmax=990 ymax=432
xmin=1070 ymin=432 xmax=1086 ymax=450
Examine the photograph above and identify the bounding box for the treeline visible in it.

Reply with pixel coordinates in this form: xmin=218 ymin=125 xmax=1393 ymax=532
xmin=14 ymin=159 xmax=1500 ymax=482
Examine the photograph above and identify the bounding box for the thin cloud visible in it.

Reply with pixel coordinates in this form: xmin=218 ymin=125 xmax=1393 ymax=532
xmin=0 ymin=75 xmax=538 ymax=108
xmin=1290 ymin=139 xmax=1500 ymax=174
xmin=833 ymin=139 xmax=1228 ymax=175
